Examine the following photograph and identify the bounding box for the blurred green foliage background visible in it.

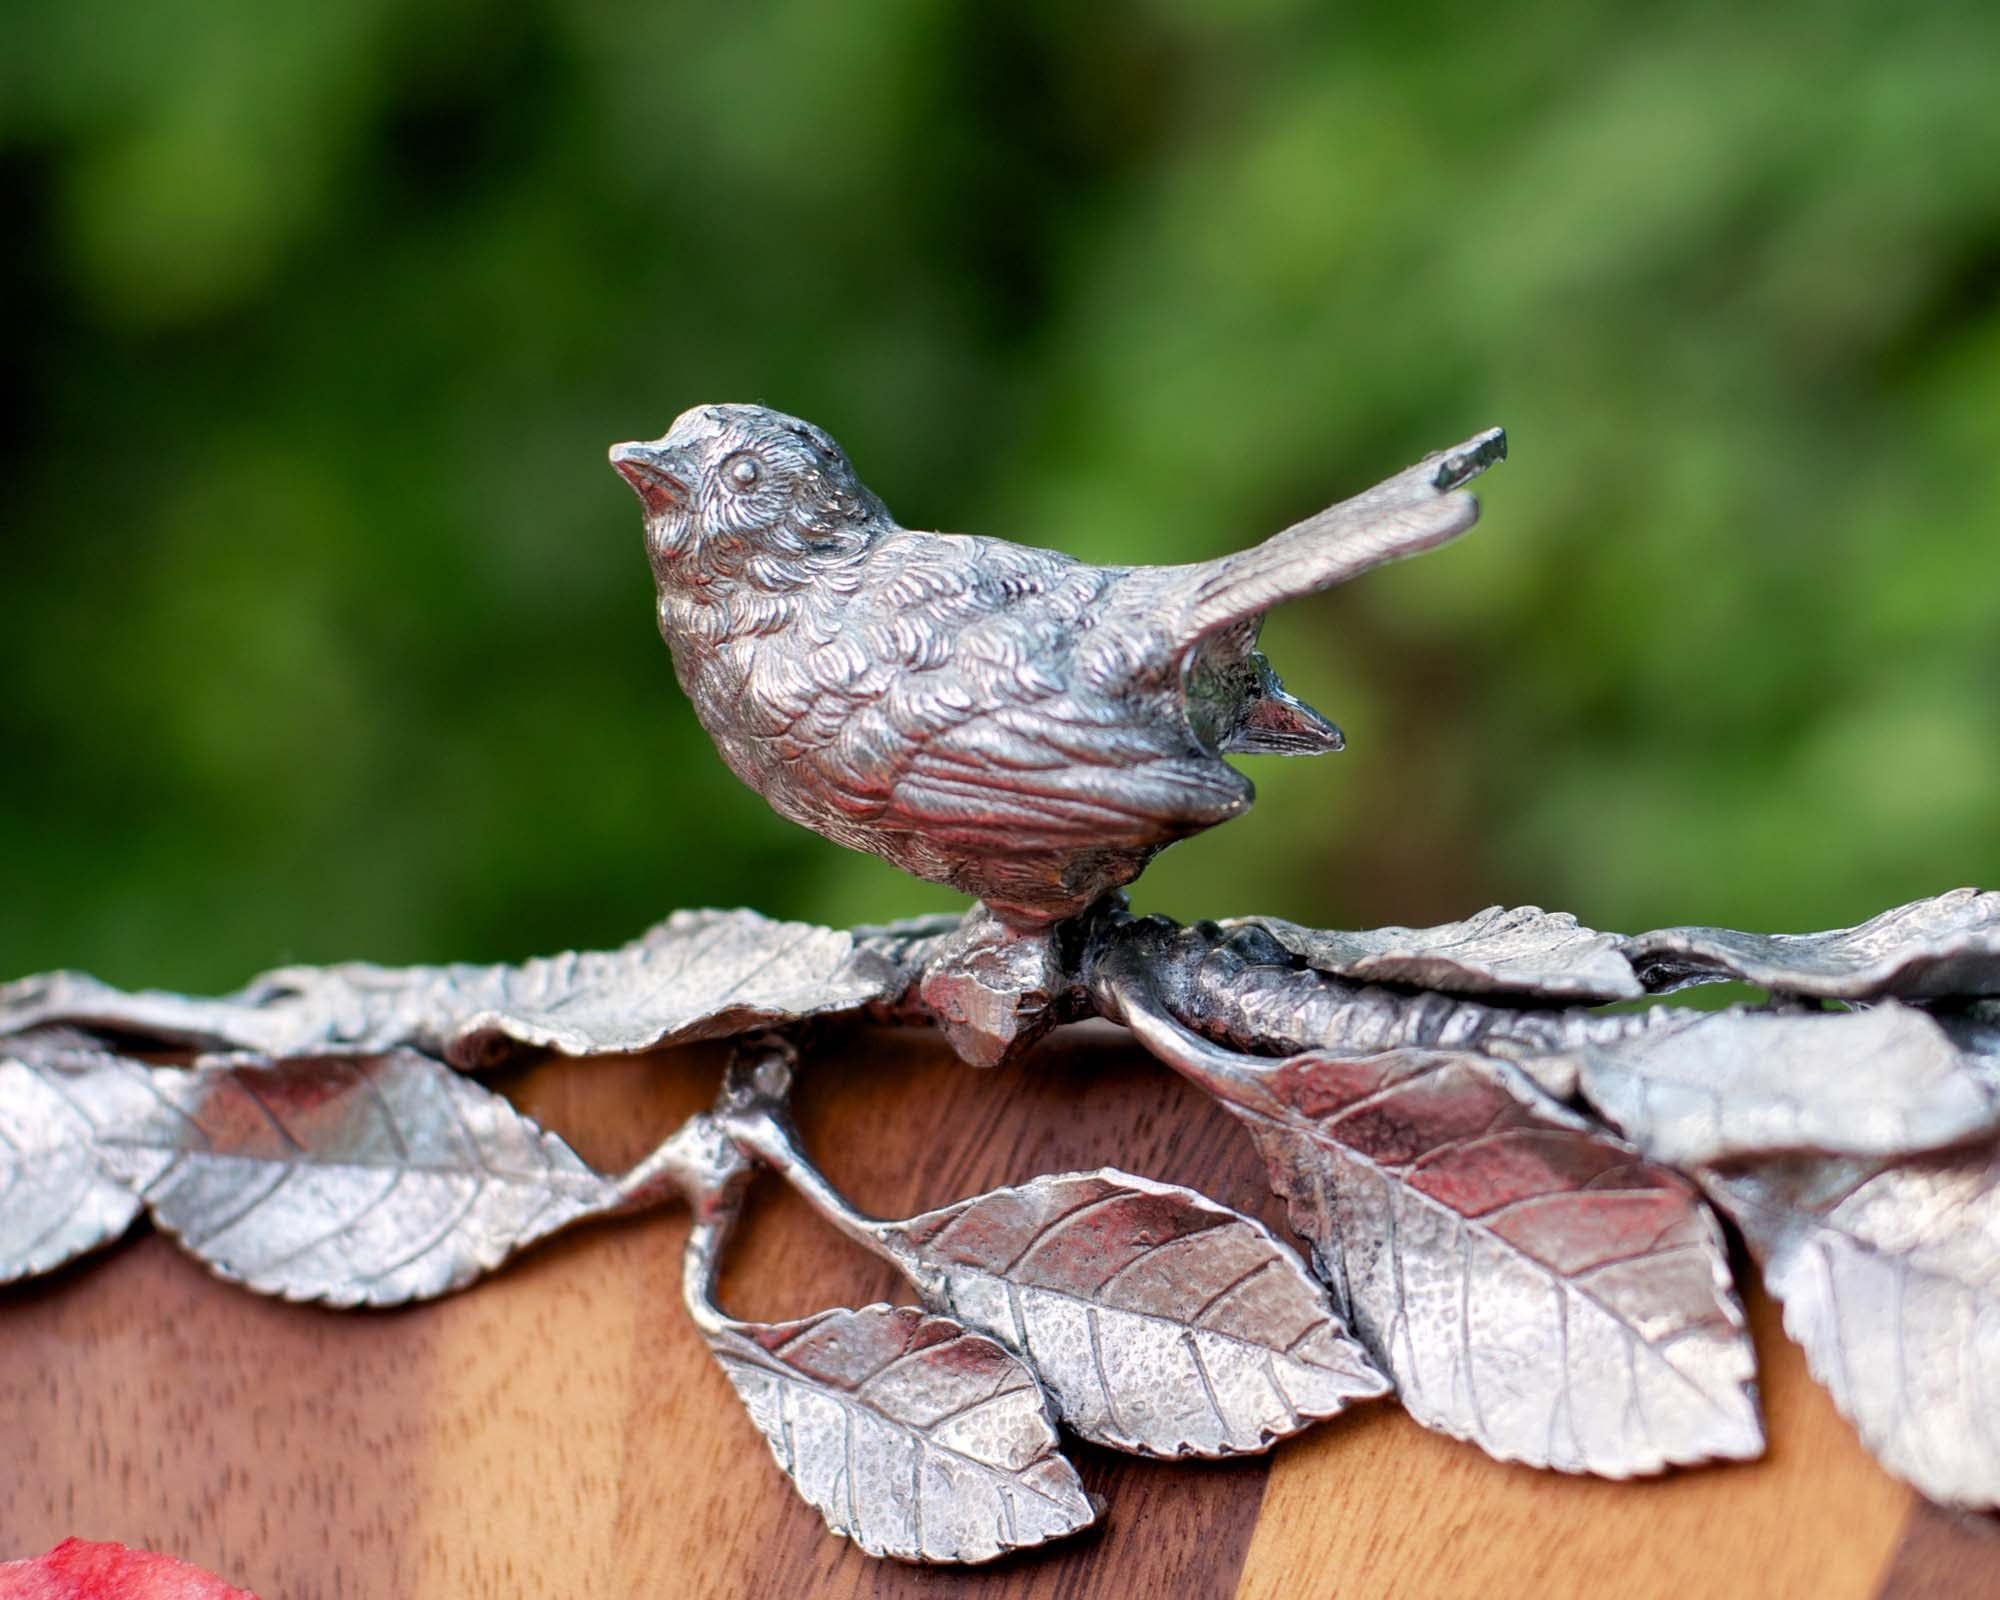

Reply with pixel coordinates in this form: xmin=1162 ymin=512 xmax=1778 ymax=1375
xmin=3 ymin=0 xmax=1996 ymax=991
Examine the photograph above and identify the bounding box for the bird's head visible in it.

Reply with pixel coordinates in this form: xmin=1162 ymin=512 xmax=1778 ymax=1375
xmin=610 ymin=404 xmax=891 ymax=584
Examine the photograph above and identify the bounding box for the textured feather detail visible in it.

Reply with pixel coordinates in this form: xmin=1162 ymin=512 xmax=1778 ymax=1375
xmin=1173 ymin=428 xmax=1504 ymax=644
xmin=637 ymin=405 xmax=1506 ymax=924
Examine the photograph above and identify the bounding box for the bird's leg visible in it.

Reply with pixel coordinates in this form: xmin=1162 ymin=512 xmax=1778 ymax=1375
xmin=917 ymin=901 xmax=1104 ymax=1068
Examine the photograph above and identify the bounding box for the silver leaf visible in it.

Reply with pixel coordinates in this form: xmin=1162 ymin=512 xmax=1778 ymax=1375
xmin=1622 ymin=887 xmax=2000 ymax=998
xmin=699 ymin=1303 xmax=1099 ymax=1563
xmin=878 ymin=1169 xmax=1390 ymax=1456
xmin=1701 ymin=1146 xmax=2000 ymax=1508
xmin=1242 ymin=1053 xmax=1763 ymax=1476
xmin=0 ymin=1031 xmax=155 ymax=1282
xmin=1113 ymin=916 xmax=1700 ymax=1101
xmin=1106 ymin=983 xmax=1764 ymax=1477
xmin=1237 ymin=905 xmax=1642 ymax=1003
xmin=1576 ymin=1002 xmax=2000 ymax=1167
xmin=718 ymin=1088 xmax=1388 ymax=1459
xmin=96 ymin=1049 xmax=627 ymax=1305
xmin=0 ymin=909 xmax=920 ymax=1065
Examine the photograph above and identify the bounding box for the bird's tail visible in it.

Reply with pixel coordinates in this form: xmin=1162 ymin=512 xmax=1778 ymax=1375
xmin=1170 ymin=428 xmax=1506 ymax=647
xmin=1219 ymin=651 xmax=1345 ymax=756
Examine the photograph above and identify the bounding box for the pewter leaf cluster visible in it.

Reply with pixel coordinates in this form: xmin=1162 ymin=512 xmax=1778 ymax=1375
xmin=5 ymin=887 xmax=1998 ymax=1562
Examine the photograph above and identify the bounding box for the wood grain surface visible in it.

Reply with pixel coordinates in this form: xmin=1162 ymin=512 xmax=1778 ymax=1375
xmin=5 ymin=1024 xmax=1997 ymax=1599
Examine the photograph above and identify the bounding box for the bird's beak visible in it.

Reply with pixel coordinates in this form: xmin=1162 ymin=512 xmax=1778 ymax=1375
xmin=609 ymin=441 xmax=690 ymax=517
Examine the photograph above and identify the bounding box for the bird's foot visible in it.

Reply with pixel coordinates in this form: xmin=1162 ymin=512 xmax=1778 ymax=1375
xmin=918 ymin=902 xmax=1108 ymax=1068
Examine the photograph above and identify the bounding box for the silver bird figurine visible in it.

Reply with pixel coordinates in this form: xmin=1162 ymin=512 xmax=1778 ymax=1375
xmin=612 ymin=404 xmax=1504 ymax=1060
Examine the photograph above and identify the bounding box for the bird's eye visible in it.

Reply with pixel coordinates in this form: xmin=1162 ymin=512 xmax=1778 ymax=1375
xmin=725 ymin=454 xmax=762 ymax=491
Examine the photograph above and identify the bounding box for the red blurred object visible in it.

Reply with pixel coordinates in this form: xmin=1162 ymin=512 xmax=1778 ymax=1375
xmin=0 ymin=1540 xmax=259 ymax=1600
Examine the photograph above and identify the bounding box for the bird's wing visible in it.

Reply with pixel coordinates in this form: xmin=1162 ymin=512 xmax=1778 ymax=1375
xmin=772 ymin=534 xmax=1247 ymax=853
xmin=876 ymin=707 xmax=1250 ymax=855
xmin=1167 ymin=427 xmax=1505 ymax=645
